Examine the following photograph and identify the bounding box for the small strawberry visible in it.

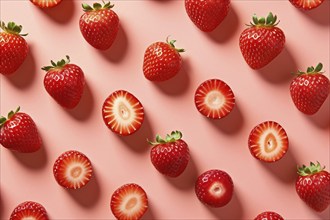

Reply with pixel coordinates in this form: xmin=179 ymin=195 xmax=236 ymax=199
xmin=248 ymin=121 xmax=289 ymax=163
xmin=296 ymin=162 xmax=330 ymax=212
xmin=239 ymin=13 xmax=285 ymax=69
xmin=143 ymin=37 xmax=184 ymax=82
xmin=0 ymin=107 xmax=42 ymax=153
xmin=0 ymin=21 xmax=28 ymax=75
xmin=194 ymin=79 xmax=235 ymax=119
xmin=254 ymin=211 xmax=284 ymax=220
xmin=42 ymin=55 xmax=85 ymax=109
xmin=30 ymin=0 xmax=62 ymax=8
xmin=10 ymin=201 xmax=49 ymax=220
xmin=110 ymin=183 xmax=148 ymax=220
xmin=79 ymin=1 xmax=119 ymax=50
xmin=289 ymin=0 xmax=325 ymax=10
xmin=148 ymin=131 xmax=190 ymax=178
xmin=53 ymin=150 xmax=93 ymax=189
xmin=290 ymin=63 xmax=329 ymax=115
xmin=195 ymin=169 xmax=234 ymax=208
xmin=185 ymin=0 xmax=230 ymax=32
xmin=102 ymin=90 xmax=144 ymax=136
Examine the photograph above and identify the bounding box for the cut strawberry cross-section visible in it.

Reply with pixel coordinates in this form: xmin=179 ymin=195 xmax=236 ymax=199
xmin=30 ymin=0 xmax=62 ymax=8
xmin=10 ymin=201 xmax=49 ymax=220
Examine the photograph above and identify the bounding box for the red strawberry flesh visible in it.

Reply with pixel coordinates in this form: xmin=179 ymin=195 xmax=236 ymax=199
xmin=254 ymin=211 xmax=284 ymax=220
xmin=289 ymin=0 xmax=325 ymax=10
xmin=10 ymin=201 xmax=49 ymax=220
xmin=30 ymin=0 xmax=62 ymax=8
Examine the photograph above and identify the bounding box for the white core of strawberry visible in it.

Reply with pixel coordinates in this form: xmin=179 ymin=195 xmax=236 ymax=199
xmin=22 ymin=217 xmax=36 ymax=220
xmin=209 ymin=182 xmax=225 ymax=198
xmin=118 ymin=193 xmax=145 ymax=217
xmin=65 ymin=160 xmax=92 ymax=189
xmin=205 ymin=91 xmax=225 ymax=109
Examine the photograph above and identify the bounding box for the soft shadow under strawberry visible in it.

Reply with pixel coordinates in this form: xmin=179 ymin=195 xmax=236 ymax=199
xmin=141 ymin=199 xmax=157 ymax=220
xmin=306 ymin=97 xmax=330 ymax=129
xmin=296 ymin=1 xmax=329 ymax=26
xmin=11 ymin=144 xmax=48 ymax=170
xmin=35 ymin=0 xmax=75 ymax=24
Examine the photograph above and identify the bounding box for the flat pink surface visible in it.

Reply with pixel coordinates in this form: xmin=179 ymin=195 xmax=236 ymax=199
xmin=1 ymin=0 xmax=329 ymax=219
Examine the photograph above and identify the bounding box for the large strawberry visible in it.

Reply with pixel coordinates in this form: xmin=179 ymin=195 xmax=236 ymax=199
xmin=296 ymin=162 xmax=330 ymax=212
xmin=0 ymin=21 xmax=28 ymax=75
xmin=185 ymin=0 xmax=230 ymax=32
xmin=42 ymin=56 xmax=85 ymax=109
xmin=290 ymin=63 xmax=329 ymax=115
xmin=79 ymin=1 xmax=119 ymax=50
xmin=143 ymin=38 xmax=184 ymax=82
xmin=0 ymin=107 xmax=42 ymax=153
xmin=10 ymin=201 xmax=49 ymax=220
xmin=239 ymin=13 xmax=285 ymax=70
xmin=289 ymin=0 xmax=325 ymax=10
xmin=30 ymin=0 xmax=62 ymax=8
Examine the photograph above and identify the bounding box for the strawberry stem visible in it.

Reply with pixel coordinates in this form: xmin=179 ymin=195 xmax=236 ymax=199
xmin=82 ymin=1 xmax=114 ymax=12
xmin=247 ymin=12 xmax=279 ymax=27
xmin=166 ymin=37 xmax=185 ymax=53
xmin=148 ymin=131 xmax=183 ymax=146
xmin=297 ymin=161 xmax=325 ymax=176
xmin=0 ymin=106 xmax=20 ymax=127
xmin=0 ymin=21 xmax=27 ymax=36
xmin=41 ymin=55 xmax=70 ymax=71
xmin=295 ymin=63 xmax=324 ymax=76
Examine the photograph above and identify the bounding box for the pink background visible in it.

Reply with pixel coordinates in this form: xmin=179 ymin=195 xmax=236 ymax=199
xmin=1 ymin=0 xmax=329 ymax=219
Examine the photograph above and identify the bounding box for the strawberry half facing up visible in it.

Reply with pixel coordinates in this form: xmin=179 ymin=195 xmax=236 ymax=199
xmin=296 ymin=162 xmax=330 ymax=212
xmin=53 ymin=150 xmax=93 ymax=189
xmin=248 ymin=121 xmax=288 ymax=163
xmin=254 ymin=211 xmax=284 ymax=220
xmin=290 ymin=63 xmax=329 ymax=115
xmin=0 ymin=107 xmax=42 ymax=153
xmin=185 ymin=0 xmax=230 ymax=32
xmin=195 ymin=79 xmax=235 ymax=119
xmin=10 ymin=201 xmax=49 ymax=220
xmin=102 ymin=90 xmax=144 ymax=136
xmin=148 ymin=131 xmax=190 ymax=178
xmin=42 ymin=55 xmax=85 ymax=109
xmin=110 ymin=183 xmax=148 ymax=220
xmin=79 ymin=1 xmax=119 ymax=50
xmin=239 ymin=13 xmax=285 ymax=69
xmin=289 ymin=0 xmax=325 ymax=10
xmin=30 ymin=0 xmax=62 ymax=8
xmin=0 ymin=21 xmax=28 ymax=75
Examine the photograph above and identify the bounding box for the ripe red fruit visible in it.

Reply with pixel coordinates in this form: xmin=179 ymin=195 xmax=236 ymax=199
xmin=185 ymin=0 xmax=230 ymax=32
xmin=110 ymin=183 xmax=148 ymax=220
xmin=30 ymin=0 xmax=62 ymax=8
xmin=10 ymin=201 xmax=49 ymax=220
xmin=79 ymin=1 xmax=119 ymax=50
xmin=194 ymin=79 xmax=235 ymax=119
xmin=296 ymin=162 xmax=330 ymax=212
xmin=254 ymin=211 xmax=284 ymax=220
xmin=148 ymin=131 xmax=190 ymax=177
xmin=290 ymin=63 xmax=329 ymax=115
xmin=248 ymin=121 xmax=289 ymax=163
xmin=195 ymin=169 xmax=234 ymax=208
xmin=53 ymin=150 xmax=93 ymax=189
xmin=289 ymin=0 xmax=325 ymax=10
xmin=0 ymin=21 xmax=28 ymax=75
xmin=42 ymin=55 xmax=85 ymax=109
xmin=239 ymin=13 xmax=285 ymax=69
xmin=0 ymin=107 xmax=42 ymax=153
xmin=143 ymin=38 xmax=184 ymax=82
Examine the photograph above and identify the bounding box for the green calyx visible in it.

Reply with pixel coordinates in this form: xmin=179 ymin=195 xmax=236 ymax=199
xmin=148 ymin=130 xmax=183 ymax=146
xmin=297 ymin=162 xmax=325 ymax=176
xmin=295 ymin=63 xmax=324 ymax=76
xmin=248 ymin=12 xmax=279 ymax=27
xmin=41 ymin=55 xmax=70 ymax=71
xmin=166 ymin=37 xmax=185 ymax=53
xmin=82 ymin=1 xmax=113 ymax=12
xmin=0 ymin=106 xmax=20 ymax=128
xmin=0 ymin=21 xmax=27 ymax=36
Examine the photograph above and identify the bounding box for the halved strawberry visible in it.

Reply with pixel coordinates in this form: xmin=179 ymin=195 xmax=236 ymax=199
xmin=102 ymin=90 xmax=144 ymax=136
xmin=248 ymin=121 xmax=289 ymax=163
xmin=30 ymin=0 xmax=62 ymax=8
xmin=10 ymin=201 xmax=49 ymax=220
xmin=53 ymin=150 xmax=93 ymax=189
xmin=289 ymin=0 xmax=325 ymax=10
xmin=194 ymin=79 xmax=235 ymax=119
xmin=110 ymin=183 xmax=148 ymax=220
xmin=254 ymin=211 xmax=284 ymax=220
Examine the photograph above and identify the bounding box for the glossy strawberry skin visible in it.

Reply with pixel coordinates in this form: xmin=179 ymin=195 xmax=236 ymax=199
xmin=289 ymin=0 xmax=325 ymax=10
xmin=254 ymin=211 xmax=284 ymax=220
xmin=30 ymin=0 xmax=62 ymax=8
xmin=10 ymin=201 xmax=49 ymax=220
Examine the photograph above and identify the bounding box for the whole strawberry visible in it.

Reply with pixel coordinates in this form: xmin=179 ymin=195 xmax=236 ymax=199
xmin=148 ymin=131 xmax=190 ymax=177
xmin=79 ymin=1 xmax=119 ymax=50
xmin=185 ymin=0 xmax=230 ymax=32
xmin=290 ymin=63 xmax=329 ymax=115
xmin=239 ymin=13 xmax=285 ymax=69
xmin=42 ymin=56 xmax=85 ymax=109
xmin=143 ymin=38 xmax=184 ymax=82
xmin=289 ymin=0 xmax=325 ymax=10
xmin=0 ymin=107 xmax=42 ymax=153
xmin=0 ymin=21 xmax=28 ymax=75
xmin=254 ymin=211 xmax=284 ymax=220
xmin=296 ymin=162 xmax=330 ymax=212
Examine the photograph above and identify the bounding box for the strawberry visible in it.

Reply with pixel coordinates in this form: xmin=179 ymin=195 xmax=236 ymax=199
xmin=290 ymin=63 xmax=329 ymax=115
xmin=239 ymin=13 xmax=285 ymax=69
xmin=185 ymin=0 xmax=230 ymax=32
xmin=53 ymin=150 xmax=93 ymax=189
xmin=248 ymin=121 xmax=288 ymax=163
xmin=79 ymin=1 xmax=119 ymax=50
xmin=296 ymin=162 xmax=330 ymax=212
xmin=254 ymin=211 xmax=284 ymax=220
xmin=0 ymin=21 xmax=28 ymax=75
xmin=194 ymin=79 xmax=235 ymax=119
xmin=102 ymin=90 xmax=144 ymax=136
xmin=30 ymin=0 xmax=62 ymax=8
xmin=0 ymin=107 xmax=42 ymax=153
xmin=195 ymin=169 xmax=234 ymax=207
xmin=289 ymin=0 xmax=325 ymax=10
xmin=10 ymin=201 xmax=49 ymax=220
xmin=148 ymin=131 xmax=190 ymax=178
xmin=42 ymin=56 xmax=85 ymax=109
xmin=143 ymin=37 xmax=184 ymax=82
xmin=110 ymin=183 xmax=148 ymax=220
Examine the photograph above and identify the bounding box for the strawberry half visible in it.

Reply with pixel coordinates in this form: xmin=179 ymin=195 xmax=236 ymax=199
xmin=110 ymin=183 xmax=148 ymax=220
xmin=102 ymin=90 xmax=144 ymax=136
xmin=10 ymin=201 xmax=49 ymax=220
xmin=30 ymin=0 xmax=62 ymax=8
xmin=194 ymin=79 xmax=235 ymax=119
xmin=248 ymin=121 xmax=289 ymax=163
xmin=254 ymin=211 xmax=284 ymax=220
xmin=289 ymin=0 xmax=325 ymax=10
xmin=53 ymin=150 xmax=93 ymax=189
